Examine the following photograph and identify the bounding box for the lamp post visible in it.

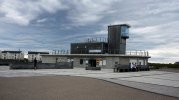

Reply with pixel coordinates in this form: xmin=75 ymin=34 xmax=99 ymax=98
xmin=85 ymin=46 xmax=87 ymax=54
xmin=76 ymin=46 xmax=78 ymax=54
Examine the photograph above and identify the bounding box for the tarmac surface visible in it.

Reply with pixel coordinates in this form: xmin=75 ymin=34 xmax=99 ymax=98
xmin=1 ymin=76 xmax=178 ymax=100
xmin=0 ymin=66 xmax=179 ymax=99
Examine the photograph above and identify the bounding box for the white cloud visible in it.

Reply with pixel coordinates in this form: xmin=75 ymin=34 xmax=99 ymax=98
xmin=67 ymin=0 xmax=120 ymax=26
xmin=0 ymin=0 xmax=68 ymax=26
xmin=0 ymin=0 xmax=179 ymax=63
xmin=95 ymin=30 xmax=107 ymax=35
xmin=149 ymin=45 xmax=179 ymax=63
xmin=141 ymin=1 xmax=179 ymax=16
xmin=36 ymin=18 xmax=47 ymax=23
xmin=0 ymin=28 xmax=4 ymax=33
xmin=130 ymin=26 xmax=159 ymax=34
xmin=1 ymin=0 xmax=118 ymax=26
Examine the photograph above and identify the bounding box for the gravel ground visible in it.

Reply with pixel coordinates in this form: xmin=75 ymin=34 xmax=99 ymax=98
xmin=0 ymin=76 xmax=178 ymax=100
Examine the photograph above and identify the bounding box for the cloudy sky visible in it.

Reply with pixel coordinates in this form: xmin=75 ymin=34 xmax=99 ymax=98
xmin=0 ymin=0 xmax=179 ymax=63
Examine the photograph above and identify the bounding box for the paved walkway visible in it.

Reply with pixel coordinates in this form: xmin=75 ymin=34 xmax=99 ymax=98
xmin=0 ymin=66 xmax=179 ymax=98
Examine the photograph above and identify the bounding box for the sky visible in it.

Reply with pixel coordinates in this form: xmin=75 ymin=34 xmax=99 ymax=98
xmin=0 ymin=0 xmax=179 ymax=63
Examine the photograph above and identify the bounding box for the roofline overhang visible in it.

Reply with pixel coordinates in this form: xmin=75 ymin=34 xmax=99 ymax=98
xmin=41 ymin=54 xmax=151 ymax=58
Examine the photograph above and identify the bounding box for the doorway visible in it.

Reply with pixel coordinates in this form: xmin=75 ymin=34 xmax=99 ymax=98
xmin=89 ymin=59 xmax=96 ymax=67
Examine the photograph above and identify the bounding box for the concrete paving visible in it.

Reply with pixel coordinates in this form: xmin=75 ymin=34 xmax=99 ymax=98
xmin=0 ymin=66 xmax=179 ymax=98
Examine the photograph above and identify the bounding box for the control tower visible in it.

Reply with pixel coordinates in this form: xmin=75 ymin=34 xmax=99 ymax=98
xmin=108 ymin=24 xmax=130 ymax=54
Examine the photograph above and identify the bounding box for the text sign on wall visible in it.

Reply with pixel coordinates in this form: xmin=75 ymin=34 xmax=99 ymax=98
xmin=89 ymin=50 xmax=102 ymax=53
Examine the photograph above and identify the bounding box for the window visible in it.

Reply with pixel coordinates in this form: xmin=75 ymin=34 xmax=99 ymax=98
xmin=139 ymin=60 xmax=144 ymax=65
xmin=121 ymin=39 xmax=126 ymax=44
xmin=103 ymin=60 xmax=106 ymax=65
xmin=121 ymin=26 xmax=129 ymax=37
xmin=80 ymin=59 xmax=83 ymax=64
xmin=139 ymin=62 xmax=141 ymax=65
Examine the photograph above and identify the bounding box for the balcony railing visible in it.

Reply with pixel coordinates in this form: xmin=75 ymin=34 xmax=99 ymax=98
xmin=125 ymin=50 xmax=149 ymax=56
xmin=51 ymin=49 xmax=149 ymax=56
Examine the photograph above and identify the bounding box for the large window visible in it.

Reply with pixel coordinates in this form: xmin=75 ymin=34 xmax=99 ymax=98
xmin=121 ymin=26 xmax=129 ymax=37
xmin=102 ymin=60 xmax=106 ymax=65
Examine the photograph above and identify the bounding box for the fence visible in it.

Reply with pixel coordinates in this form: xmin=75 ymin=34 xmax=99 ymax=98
xmin=10 ymin=62 xmax=73 ymax=69
xmin=125 ymin=50 xmax=149 ymax=56
xmin=51 ymin=49 xmax=149 ymax=56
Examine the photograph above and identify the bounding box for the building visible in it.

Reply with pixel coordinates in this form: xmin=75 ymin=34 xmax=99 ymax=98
xmin=174 ymin=62 xmax=179 ymax=64
xmin=28 ymin=51 xmax=49 ymax=62
xmin=42 ymin=52 xmax=149 ymax=68
xmin=0 ymin=50 xmax=24 ymax=60
xmin=108 ymin=24 xmax=130 ymax=54
xmin=71 ymin=42 xmax=108 ymax=54
xmin=71 ymin=24 xmax=130 ymax=54
xmin=41 ymin=24 xmax=150 ymax=69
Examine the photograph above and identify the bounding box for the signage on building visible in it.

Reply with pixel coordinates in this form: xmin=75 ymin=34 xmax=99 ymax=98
xmin=89 ymin=50 xmax=102 ymax=53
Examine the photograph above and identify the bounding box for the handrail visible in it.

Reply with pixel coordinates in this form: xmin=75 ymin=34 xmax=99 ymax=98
xmin=50 ymin=49 xmax=149 ymax=56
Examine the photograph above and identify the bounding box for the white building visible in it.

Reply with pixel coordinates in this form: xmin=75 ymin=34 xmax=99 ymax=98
xmin=0 ymin=51 xmax=24 ymax=60
xmin=28 ymin=51 xmax=49 ymax=62
xmin=41 ymin=52 xmax=150 ymax=68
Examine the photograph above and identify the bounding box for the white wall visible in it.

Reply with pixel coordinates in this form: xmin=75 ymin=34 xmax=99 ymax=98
xmin=28 ymin=54 xmax=42 ymax=62
xmin=130 ymin=58 xmax=148 ymax=66
xmin=41 ymin=56 xmax=68 ymax=63
xmin=130 ymin=59 xmax=138 ymax=64
xmin=1 ymin=52 xmax=24 ymax=60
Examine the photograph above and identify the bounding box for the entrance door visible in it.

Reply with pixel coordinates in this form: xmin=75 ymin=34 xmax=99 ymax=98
xmin=89 ymin=59 xmax=96 ymax=67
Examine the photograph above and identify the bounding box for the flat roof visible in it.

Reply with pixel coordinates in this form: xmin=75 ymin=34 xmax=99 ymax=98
xmin=71 ymin=42 xmax=108 ymax=44
xmin=2 ymin=51 xmax=22 ymax=53
xmin=108 ymin=24 xmax=130 ymax=28
xmin=41 ymin=54 xmax=150 ymax=58
xmin=28 ymin=51 xmax=49 ymax=54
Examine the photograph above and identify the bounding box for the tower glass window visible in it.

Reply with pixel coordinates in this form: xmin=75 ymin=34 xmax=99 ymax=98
xmin=121 ymin=26 xmax=129 ymax=38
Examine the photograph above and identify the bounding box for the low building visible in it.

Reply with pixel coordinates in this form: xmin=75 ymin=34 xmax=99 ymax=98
xmin=41 ymin=24 xmax=151 ymax=69
xmin=0 ymin=51 xmax=24 ymax=60
xmin=41 ymin=51 xmax=150 ymax=68
xmin=28 ymin=51 xmax=49 ymax=62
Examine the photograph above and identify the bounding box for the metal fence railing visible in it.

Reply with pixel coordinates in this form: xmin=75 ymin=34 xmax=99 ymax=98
xmin=50 ymin=49 xmax=149 ymax=56
xmin=125 ymin=50 xmax=149 ymax=56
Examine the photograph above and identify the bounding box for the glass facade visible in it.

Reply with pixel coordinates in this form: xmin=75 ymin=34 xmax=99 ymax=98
xmin=121 ymin=26 xmax=129 ymax=38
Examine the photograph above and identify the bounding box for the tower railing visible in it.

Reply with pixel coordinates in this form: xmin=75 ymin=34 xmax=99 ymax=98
xmin=84 ymin=37 xmax=108 ymax=43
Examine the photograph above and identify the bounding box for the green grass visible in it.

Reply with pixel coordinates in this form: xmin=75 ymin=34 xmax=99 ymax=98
xmin=149 ymin=63 xmax=179 ymax=69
